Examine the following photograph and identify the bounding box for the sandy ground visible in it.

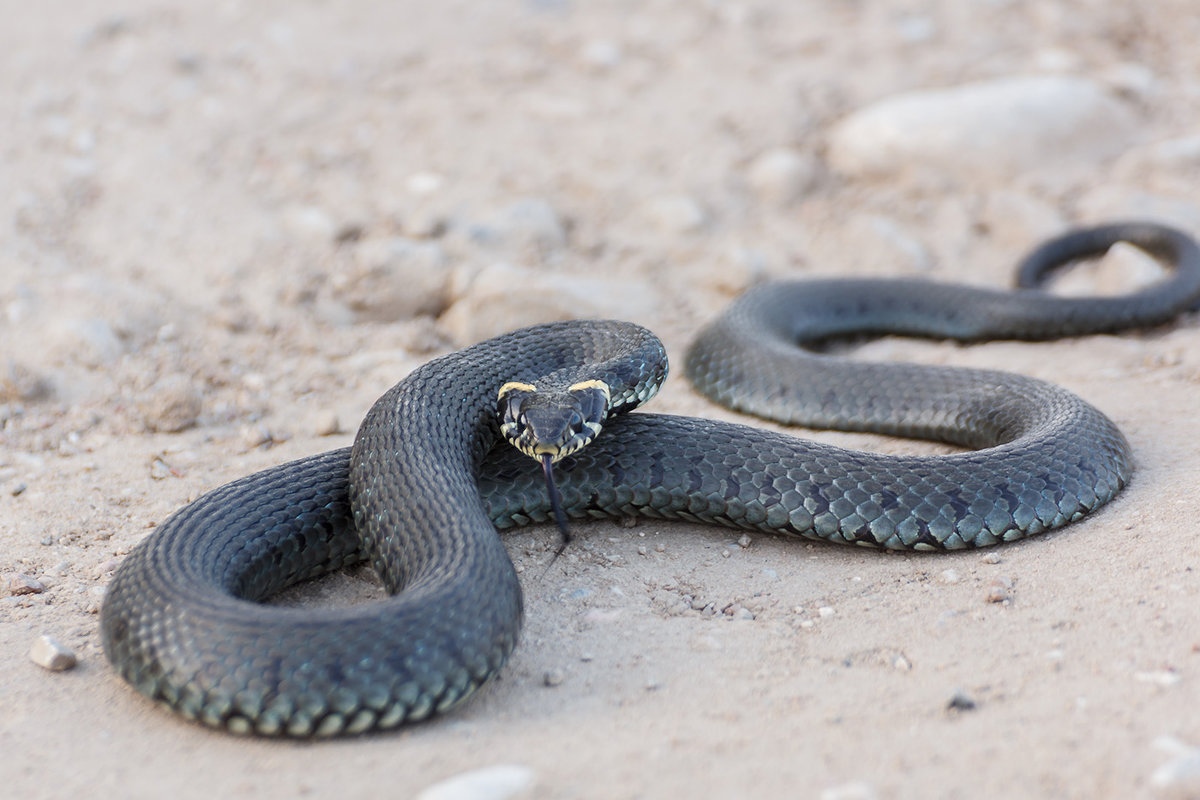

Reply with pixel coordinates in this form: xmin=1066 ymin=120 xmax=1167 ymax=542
xmin=4 ymin=1 xmax=1200 ymax=798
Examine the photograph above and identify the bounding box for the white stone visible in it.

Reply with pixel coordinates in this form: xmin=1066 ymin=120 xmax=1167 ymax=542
xmin=827 ymin=76 xmax=1140 ymax=179
xmin=30 ymin=634 xmax=76 ymax=671
xmin=746 ymin=147 xmax=819 ymax=205
xmin=643 ymin=194 xmax=709 ymax=235
xmin=416 ymin=765 xmax=535 ymax=800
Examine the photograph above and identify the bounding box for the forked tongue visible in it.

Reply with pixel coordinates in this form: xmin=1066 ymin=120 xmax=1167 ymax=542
xmin=541 ymin=453 xmax=571 ymax=555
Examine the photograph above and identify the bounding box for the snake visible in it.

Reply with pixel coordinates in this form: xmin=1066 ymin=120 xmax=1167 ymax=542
xmin=100 ymin=222 xmax=1200 ymax=737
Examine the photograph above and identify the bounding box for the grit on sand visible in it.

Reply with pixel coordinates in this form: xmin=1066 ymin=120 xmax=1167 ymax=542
xmin=3 ymin=2 xmax=1200 ymax=799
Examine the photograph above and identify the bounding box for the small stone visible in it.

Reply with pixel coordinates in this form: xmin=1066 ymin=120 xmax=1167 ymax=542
xmin=746 ymin=147 xmax=819 ymax=205
xmin=283 ymin=206 xmax=337 ymax=242
xmin=492 ymin=198 xmax=568 ymax=256
xmin=415 ymin=764 xmax=536 ymax=800
xmin=149 ymin=455 xmax=178 ymax=480
xmin=542 ymin=668 xmax=565 ymax=687
xmin=314 ymin=411 xmax=341 ymax=437
xmin=405 ymin=171 xmax=445 ymax=196
xmin=946 ymin=690 xmax=977 ymax=712
xmin=643 ymin=194 xmax=709 ymax=235
xmin=1151 ymin=737 xmax=1200 ymax=799
xmin=0 ymin=361 xmax=51 ymax=402
xmin=731 ymin=607 xmax=755 ymax=621
xmin=579 ymin=39 xmax=623 ymax=70
xmin=979 ymin=552 xmax=1002 ymax=565
xmin=818 ymin=606 xmax=835 ymax=618
xmin=50 ymin=317 xmax=124 ymax=367
xmin=1135 ymin=670 xmax=1182 ymax=688
xmin=737 ymin=534 xmax=752 ymax=549
xmin=985 ymin=576 xmax=1013 ymax=604
xmin=30 ymin=634 xmax=76 ymax=671
xmin=141 ymin=374 xmax=203 ymax=433
xmin=334 ymin=237 xmax=450 ymax=321
xmin=8 ymin=573 xmax=45 ymax=595
xmin=820 ymin=781 xmax=879 ymax=800
xmin=939 ymin=569 xmax=960 ymax=585
xmin=240 ymin=424 xmax=280 ymax=450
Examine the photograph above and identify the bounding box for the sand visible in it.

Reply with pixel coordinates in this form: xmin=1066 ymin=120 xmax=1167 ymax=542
xmin=3 ymin=2 xmax=1200 ymax=798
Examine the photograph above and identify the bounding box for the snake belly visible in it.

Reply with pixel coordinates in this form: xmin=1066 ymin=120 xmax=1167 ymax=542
xmin=101 ymin=222 xmax=1200 ymax=737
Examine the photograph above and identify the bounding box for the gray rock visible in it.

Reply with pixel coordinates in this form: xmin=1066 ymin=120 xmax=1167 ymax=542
xmin=828 ymin=76 xmax=1140 ymax=179
xmin=440 ymin=263 xmax=659 ymax=344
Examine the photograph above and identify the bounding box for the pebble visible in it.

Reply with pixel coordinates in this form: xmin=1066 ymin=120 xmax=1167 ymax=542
xmin=491 ymin=198 xmax=567 ymax=256
xmin=818 ymin=606 xmax=835 ymax=618
xmin=746 ymin=147 xmax=819 ymax=205
xmin=985 ymin=576 xmax=1014 ymax=604
xmin=0 ymin=361 xmax=51 ymax=402
xmin=7 ymin=573 xmax=46 ymax=595
xmin=140 ymin=374 xmax=203 ymax=433
xmin=49 ymin=316 xmax=125 ymax=367
xmin=979 ymin=552 xmax=1002 ymax=565
xmin=827 ymin=75 xmax=1138 ymax=179
xmin=415 ymin=764 xmax=536 ymax=800
xmin=939 ymin=569 xmax=960 ymax=585
xmin=313 ymin=411 xmax=341 ymax=437
xmin=1151 ymin=737 xmax=1200 ymax=799
xmin=642 ymin=194 xmax=709 ymax=235
xmin=283 ymin=205 xmax=337 ymax=242
xmin=333 ymin=237 xmax=450 ymax=321
xmin=946 ymin=690 xmax=977 ymax=712
xmin=542 ymin=668 xmax=565 ymax=687
xmin=30 ymin=634 xmax=76 ymax=671
xmin=820 ymin=782 xmax=879 ymax=800
xmin=440 ymin=263 xmax=659 ymax=345
xmin=1135 ymin=670 xmax=1182 ymax=688
xmin=579 ymin=39 xmax=623 ymax=71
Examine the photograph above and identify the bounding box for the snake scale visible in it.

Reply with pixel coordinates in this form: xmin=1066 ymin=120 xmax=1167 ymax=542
xmin=101 ymin=222 xmax=1200 ymax=737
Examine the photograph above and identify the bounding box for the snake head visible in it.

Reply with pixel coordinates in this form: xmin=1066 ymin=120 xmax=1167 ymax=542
xmin=496 ymin=379 xmax=611 ymax=463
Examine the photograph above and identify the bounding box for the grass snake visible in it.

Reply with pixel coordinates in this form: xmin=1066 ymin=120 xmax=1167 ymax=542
xmin=101 ymin=221 xmax=1200 ymax=737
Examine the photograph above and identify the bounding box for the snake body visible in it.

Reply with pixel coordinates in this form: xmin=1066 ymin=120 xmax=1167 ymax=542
xmin=101 ymin=222 xmax=1200 ymax=736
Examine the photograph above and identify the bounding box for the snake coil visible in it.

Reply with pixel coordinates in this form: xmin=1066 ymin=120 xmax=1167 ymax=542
xmin=101 ymin=222 xmax=1200 ymax=736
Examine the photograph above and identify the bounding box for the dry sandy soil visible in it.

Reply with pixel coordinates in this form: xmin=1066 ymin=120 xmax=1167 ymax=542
xmin=4 ymin=2 xmax=1200 ymax=798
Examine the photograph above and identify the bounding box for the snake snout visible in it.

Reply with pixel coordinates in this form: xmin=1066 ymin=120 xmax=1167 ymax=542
xmin=497 ymin=380 xmax=611 ymax=463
